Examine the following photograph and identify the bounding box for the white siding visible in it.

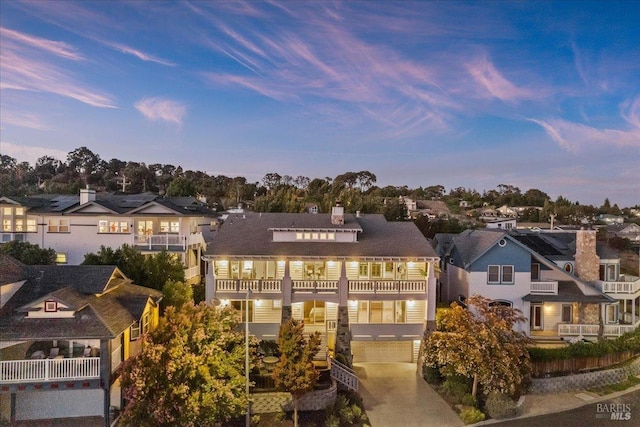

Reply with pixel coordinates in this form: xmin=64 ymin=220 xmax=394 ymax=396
xmin=407 ymin=262 xmax=427 ymax=280
xmin=292 ymin=303 xmax=304 ymax=320
xmin=406 ymin=300 xmax=426 ymax=323
xmin=326 ymin=302 xmax=338 ymax=321
xmin=254 ymin=300 xmax=282 ymax=323
xmin=543 ymin=302 xmax=562 ymax=333
xmin=16 ymin=389 xmax=103 ymax=420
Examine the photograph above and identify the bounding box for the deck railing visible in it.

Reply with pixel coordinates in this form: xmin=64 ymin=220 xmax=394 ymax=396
xmin=530 ymin=281 xmax=558 ymax=295
xmin=558 ymin=322 xmax=639 ymax=337
xmin=216 ymin=279 xmax=282 ymax=293
xmin=599 ymin=276 xmax=640 ymax=295
xmin=134 ymin=232 xmax=205 ymax=250
xmin=348 ymin=280 xmax=426 ymax=294
xmin=292 ymin=280 xmax=339 ymax=293
xmin=329 ymin=357 xmax=358 ymax=391
xmin=0 ymin=358 xmax=100 ymax=383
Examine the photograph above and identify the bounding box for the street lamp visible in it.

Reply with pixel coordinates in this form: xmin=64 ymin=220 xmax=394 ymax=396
xmin=245 ymin=288 xmax=252 ymax=427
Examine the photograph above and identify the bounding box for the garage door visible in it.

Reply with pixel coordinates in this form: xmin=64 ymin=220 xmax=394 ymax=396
xmin=351 ymin=341 xmax=413 ymax=363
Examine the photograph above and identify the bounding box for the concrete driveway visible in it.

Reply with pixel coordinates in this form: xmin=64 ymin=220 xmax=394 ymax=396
xmin=354 ymin=362 xmax=463 ymax=427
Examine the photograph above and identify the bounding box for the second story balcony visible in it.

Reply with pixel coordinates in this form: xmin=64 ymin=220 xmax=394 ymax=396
xmin=348 ymin=280 xmax=426 ymax=294
xmin=0 ymin=357 xmax=100 ymax=384
xmin=598 ymin=275 xmax=640 ymax=297
xmin=530 ymin=280 xmax=558 ymax=295
xmin=134 ymin=232 xmax=205 ymax=251
xmin=216 ymin=279 xmax=282 ymax=294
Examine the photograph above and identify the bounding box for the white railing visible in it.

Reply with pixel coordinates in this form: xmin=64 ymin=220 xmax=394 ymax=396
xmin=215 ymin=279 xmax=282 ymax=293
xmin=0 ymin=358 xmax=100 ymax=383
xmin=530 ymin=281 xmax=558 ymax=295
xmin=292 ymin=280 xmax=339 ymax=293
xmin=184 ymin=266 xmax=200 ymax=280
xmin=329 ymin=357 xmax=358 ymax=391
xmin=348 ymin=280 xmax=426 ymax=294
xmin=558 ymin=322 xmax=640 ymax=337
xmin=600 ymin=276 xmax=640 ymax=295
xmin=187 ymin=232 xmax=205 ymax=248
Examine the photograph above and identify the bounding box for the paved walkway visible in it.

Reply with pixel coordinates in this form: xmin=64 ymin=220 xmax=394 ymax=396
xmin=354 ymin=362 xmax=463 ymax=427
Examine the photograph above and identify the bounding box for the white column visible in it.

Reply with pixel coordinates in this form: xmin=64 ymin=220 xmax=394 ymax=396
xmin=426 ymin=259 xmax=436 ymax=323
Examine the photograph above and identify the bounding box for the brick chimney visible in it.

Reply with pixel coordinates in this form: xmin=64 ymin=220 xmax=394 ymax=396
xmin=331 ymin=202 xmax=344 ymax=225
xmin=80 ymin=185 xmax=96 ymax=205
xmin=574 ymin=229 xmax=600 ymax=282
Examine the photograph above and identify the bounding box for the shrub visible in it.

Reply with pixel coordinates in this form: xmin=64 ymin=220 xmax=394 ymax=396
xmin=441 ymin=375 xmax=471 ymax=403
xmin=460 ymin=407 xmax=485 ymax=424
xmin=423 ymin=365 xmax=443 ymax=384
xmin=325 ymin=392 xmax=368 ymax=426
xmin=324 ymin=414 xmax=340 ymax=427
xmin=460 ymin=394 xmax=478 ymax=408
xmin=484 ymin=392 xmax=519 ymax=419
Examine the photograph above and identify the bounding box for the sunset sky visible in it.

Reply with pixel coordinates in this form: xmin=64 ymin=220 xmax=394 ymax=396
xmin=1 ymin=1 xmax=639 ymax=206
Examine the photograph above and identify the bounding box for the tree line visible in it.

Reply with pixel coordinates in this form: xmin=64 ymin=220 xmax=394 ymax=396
xmin=1 ymin=147 xmax=637 ymax=225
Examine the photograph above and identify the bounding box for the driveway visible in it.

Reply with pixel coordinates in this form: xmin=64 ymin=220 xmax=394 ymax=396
xmin=354 ymin=362 xmax=463 ymax=427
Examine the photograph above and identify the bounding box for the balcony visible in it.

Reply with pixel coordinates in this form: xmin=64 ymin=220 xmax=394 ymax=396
xmin=292 ymin=280 xmax=339 ymax=293
xmin=185 ymin=265 xmax=200 ymax=280
xmin=530 ymin=281 xmax=558 ymax=295
xmin=348 ymin=280 xmax=426 ymax=294
xmin=598 ymin=275 xmax=640 ymax=297
xmin=558 ymin=321 xmax=639 ymax=337
xmin=0 ymin=357 xmax=100 ymax=384
xmin=134 ymin=232 xmax=205 ymax=251
xmin=216 ymin=279 xmax=282 ymax=294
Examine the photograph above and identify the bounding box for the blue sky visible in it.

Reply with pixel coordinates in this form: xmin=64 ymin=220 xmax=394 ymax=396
xmin=1 ymin=1 xmax=639 ymax=207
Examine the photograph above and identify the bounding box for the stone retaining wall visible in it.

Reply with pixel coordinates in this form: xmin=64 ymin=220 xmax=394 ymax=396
xmin=530 ymin=357 xmax=640 ymax=394
xmin=251 ymin=381 xmax=337 ymax=414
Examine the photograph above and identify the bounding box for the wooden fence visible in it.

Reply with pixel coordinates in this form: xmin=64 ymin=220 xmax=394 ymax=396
xmin=531 ymin=350 xmax=635 ymax=377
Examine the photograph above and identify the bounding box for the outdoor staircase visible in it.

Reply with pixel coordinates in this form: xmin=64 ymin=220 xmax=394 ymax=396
xmin=329 ymin=356 xmax=358 ymax=391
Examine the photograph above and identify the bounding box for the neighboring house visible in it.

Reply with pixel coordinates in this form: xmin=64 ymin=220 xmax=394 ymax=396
xmin=0 ymin=255 xmax=162 ymax=426
xmin=203 ymin=205 xmax=439 ymax=364
xmin=399 ymin=196 xmax=417 ymax=212
xmin=607 ymin=223 xmax=640 ymax=245
xmin=436 ymin=229 xmax=630 ymax=340
xmin=486 ymin=218 xmax=517 ymax=230
xmin=497 ymin=205 xmax=517 ymax=217
xmin=598 ymin=214 xmax=625 ymax=225
xmin=0 ymin=189 xmax=217 ymax=283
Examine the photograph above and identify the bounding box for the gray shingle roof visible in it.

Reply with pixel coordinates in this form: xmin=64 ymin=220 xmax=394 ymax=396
xmin=451 ymin=229 xmax=507 ymax=268
xmin=523 ymin=281 xmax=614 ymax=303
xmin=0 ymin=263 xmax=161 ymax=341
xmin=206 ymin=212 xmax=437 ymax=259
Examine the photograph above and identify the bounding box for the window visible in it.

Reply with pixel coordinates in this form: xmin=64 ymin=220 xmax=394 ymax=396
xmin=561 ymin=304 xmax=573 ymax=323
xmin=564 ymin=263 xmax=573 ymax=273
xmin=27 ymin=219 xmax=36 ymax=232
xmin=99 ymin=220 xmax=130 ymax=233
xmin=231 ymin=300 xmax=254 ymax=322
xmin=48 ymin=219 xmax=69 ymax=232
xmin=368 ymin=300 xmax=405 ymax=323
xmin=2 ymin=207 xmax=11 ymax=215
xmin=15 ymin=207 xmax=24 ymax=215
xmin=606 ymin=304 xmax=618 ymax=324
xmin=303 ymin=301 xmax=325 ymax=324
xmin=55 ymin=253 xmax=67 ymax=264
xmin=607 ymin=265 xmax=617 ymax=281
xmin=130 ymin=321 xmax=141 ymax=340
xmin=44 ymin=300 xmax=58 ymax=312
xmin=359 ymin=263 xmax=369 ymax=277
xmin=15 ymin=219 xmax=24 ymax=232
xmin=488 ymin=265 xmax=500 ymax=283
xmin=371 ymin=262 xmax=382 ymax=278
xmin=159 ymin=221 xmax=179 ymax=233
xmin=501 ymin=266 xmax=514 ymax=283
xmin=2 ymin=219 xmax=10 ymax=232
xmin=531 ymin=263 xmax=540 ymax=281
xmin=142 ymin=313 xmax=150 ymax=334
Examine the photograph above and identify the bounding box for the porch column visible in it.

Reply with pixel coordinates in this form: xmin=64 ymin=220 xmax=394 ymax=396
xmin=204 ymin=258 xmax=215 ymax=305
xmin=335 ymin=261 xmax=352 ymax=366
xmin=426 ymin=259 xmax=436 ymax=332
xmin=281 ymin=261 xmax=292 ymax=323
xmin=633 ymin=296 xmax=637 ymax=325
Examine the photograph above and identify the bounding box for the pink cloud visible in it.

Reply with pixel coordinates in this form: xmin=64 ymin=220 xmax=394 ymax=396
xmin=1 ymin=27 xmax=84 ymax=60
xmin=530 ymin=118 xmax=640 ymax=152
xmin=134 ymin=97 xmax=187 ymax=125
xmin=466 ymin=55 xmax=535 ymax=102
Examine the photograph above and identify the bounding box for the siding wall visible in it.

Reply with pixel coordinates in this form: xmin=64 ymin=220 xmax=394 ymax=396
xmin=254 ymin=300 xmax=282 ymax=323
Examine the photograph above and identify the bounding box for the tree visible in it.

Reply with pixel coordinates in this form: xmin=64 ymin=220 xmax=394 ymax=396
xmin=166 ymin=176 xmax=197 ymax=197
xmin=273 ymin=319 xmax=321 ymax=427
xmin=383 ymin=197 xmax=408 ymax=221
xmin=0 ymin=241 xmax=56 ymax=265
xmin=120 ymin=303 xmax=248 ymax=426
xmin=162 ymin=279 xmax=193 ymax=310
xmin=423 ymin=295 xmax=531 ymax=397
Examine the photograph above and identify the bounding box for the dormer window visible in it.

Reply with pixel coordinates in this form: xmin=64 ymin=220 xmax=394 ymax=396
xmin=44 ymin=300 xmax=58 ymax=312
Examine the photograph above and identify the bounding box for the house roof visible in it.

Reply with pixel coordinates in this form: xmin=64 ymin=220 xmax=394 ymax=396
xmin=0 ymin=262 xmax=162 ymax=341
xmin=205 ymin=212 xmax=437 ymax=259
xmin=510 ymin=230 xmax=620 ymax=261
xmin=523 ymin=281 xmax=614 ymax=303
xmin=451 ymin=229 xmax=508 ymax=268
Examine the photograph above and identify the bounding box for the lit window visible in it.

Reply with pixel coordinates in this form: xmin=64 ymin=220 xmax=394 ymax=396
xmin=359 ymin=263 xmax=369 ymax=277
xmin=15 ymin=207 xmax=24 ymax=215
xmin=160 ymin=221 xmax=169 ymax=233
xmin=304 ymin=232 xmax=311 ymax=240
xmin=2 ymin=207 xmax=11 ymax=215
xmin=320 ymin=233 xmax=327 ymax=240
xmin=15 ymin=219 xmax=24 ymax=231
xmin=312 ymin=233 xmax=319 ymax=240
xmin=488 ymin=265 xmax=500 ymax=283
xmin=231 ymin=300 xmax=254 ymax=322
xmin=27 ymin=219 xmax=36 ymax=232
xmin=371 ymin=263 xmax=382 ymax=278
xmin=56 ymin=253 xmax=67 ymax=264
xmin=328 ymin=233 xmax=335 ymax=240
xmin=2 ymin=219 xmax=11 ymax=232
xmin=296 ymin=232 xmax=303 ymax=240
xmin=170 ymin=221 xmax=179 ymax=233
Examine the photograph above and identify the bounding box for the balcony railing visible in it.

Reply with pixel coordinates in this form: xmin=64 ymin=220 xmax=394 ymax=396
xmin=292 ymin=280 xmax=338 ymax=293
xmin=0 ymin=357 xmax=100 ymax=383
xmin=134 ymin=232 xmax=205 ymax=250
xmin=558 ymin=322 xmax=639 ymax=337
xmin=216 ymin=279 xmax=282 ymax=293
xmin=599 ymin=275 xmax=640 ymax=295
xmin=348 ymin=280 xmax=426 ymax=294
xmin=185 ymin=265 xmax=200 ymax=280
xmin=530 ymin=281 xmax=558 ymax=295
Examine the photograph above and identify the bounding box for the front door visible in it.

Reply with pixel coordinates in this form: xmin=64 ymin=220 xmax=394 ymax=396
xmin=530 ymin=304 xmax=543 ymax=330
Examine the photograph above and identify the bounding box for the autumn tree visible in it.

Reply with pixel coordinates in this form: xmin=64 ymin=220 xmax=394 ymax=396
xmin=162 ymin=279 xmax=193 ymax=310
xmin=120 ymin=303 xmax=248 ymax=426
xmin=273 ymin=319 xmax=321 ymax=427
xmin=423 ymin=295 xmax=531 ymax=397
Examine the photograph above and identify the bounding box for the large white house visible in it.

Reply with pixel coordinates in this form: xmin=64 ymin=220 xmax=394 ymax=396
xmin=203 ymin=205 xmax=439 ymax=364
xmin=0 ymin=189 xmax=217 ymax=283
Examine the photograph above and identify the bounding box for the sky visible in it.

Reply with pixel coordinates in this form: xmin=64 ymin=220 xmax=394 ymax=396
xmin=1 ymin=1 xmax=639 ymax=207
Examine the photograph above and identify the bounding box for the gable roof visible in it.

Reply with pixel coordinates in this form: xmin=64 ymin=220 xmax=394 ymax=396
xmin=0 ymin=262 xmax=162 ymax=341
xmin=451 ymin=229 xmax=508 ymax=268
xmin=206 ymin=212 xmax=437 ymax=259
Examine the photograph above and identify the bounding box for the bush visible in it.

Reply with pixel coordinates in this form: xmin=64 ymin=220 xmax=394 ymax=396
xmin=441 ymin=375 xmax=472 ymax=403
xmin=325 ymin=392 xmax=368 ymax=426
xmin=423 ymin=365 xmax=443 ymax=384
xmin=460 ymin=394 xmax=478 ymax=408
xmin=460 ymin=407 xmax=485 ymax=424
xmin=484 ymin=392 xmax=518 ymax=419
